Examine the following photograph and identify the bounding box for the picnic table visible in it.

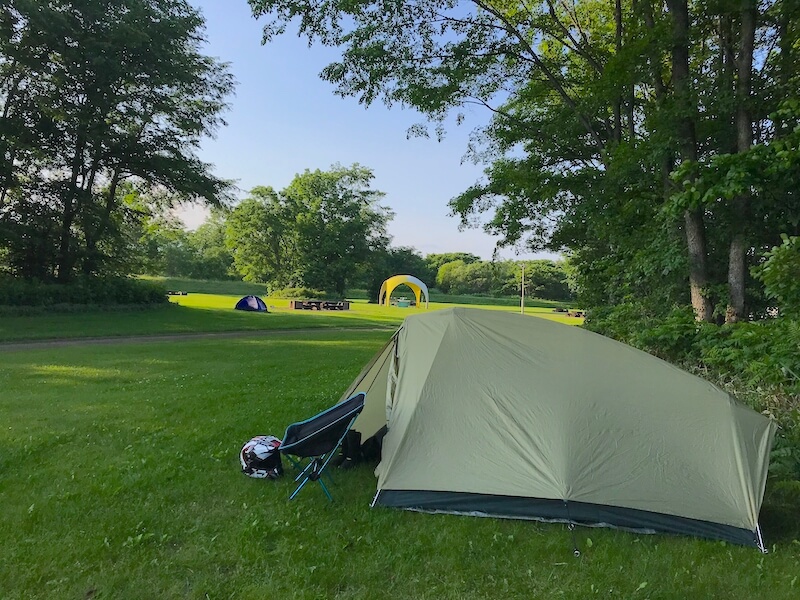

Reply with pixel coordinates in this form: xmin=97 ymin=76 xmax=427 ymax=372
xmin=289 ymin=299 xmax=350 ymax=311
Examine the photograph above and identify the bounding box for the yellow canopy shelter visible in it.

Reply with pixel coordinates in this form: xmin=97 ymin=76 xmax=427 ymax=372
xmin=379 ymin=275 xmax=429 ymax=308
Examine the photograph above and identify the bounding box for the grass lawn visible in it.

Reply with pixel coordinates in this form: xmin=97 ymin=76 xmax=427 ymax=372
xmin=1 ymin=330 xmax=799 ymax=599
xmin=0 ymin=293 xmax=582 ymax=343
xmin=2 ymin=293 xmax=798 ymax=598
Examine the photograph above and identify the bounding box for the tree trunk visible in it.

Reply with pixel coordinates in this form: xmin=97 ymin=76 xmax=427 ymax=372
xmin=725 ymin=1 xmax=757 ymax=323
xmin=56 ymin=134 xmax=86 ymax=282
xmin=666 ymin=0 xmax=714 ymax=321
xmin=685 ymin=209 xmax=713 ymax=322
xmin=83 ymin=168 xmax=120 ymax=275
xmin=0 ymin=66 xmax=23 ymax=207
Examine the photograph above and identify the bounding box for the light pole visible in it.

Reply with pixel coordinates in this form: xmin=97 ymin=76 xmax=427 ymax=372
xmin=520 ymin=262 xmax=525 ymax=314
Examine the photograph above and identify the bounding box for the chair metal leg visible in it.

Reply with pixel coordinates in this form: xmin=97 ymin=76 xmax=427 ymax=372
xmin=289 ymin=476 xmax=312 ymax=500
xmin=318 ymin=478 xmax=334 ymax=502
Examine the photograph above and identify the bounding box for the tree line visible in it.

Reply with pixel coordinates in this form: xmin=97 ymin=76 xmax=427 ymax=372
xmin=131 ymin=166 xmax=573 ymax=302
xmin=249 ymin=0 xmax=799 ymax=324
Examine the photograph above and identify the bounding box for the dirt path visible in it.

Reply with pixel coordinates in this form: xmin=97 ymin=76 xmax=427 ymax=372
xmin=0 ymin=327 xmax=396 ymax=352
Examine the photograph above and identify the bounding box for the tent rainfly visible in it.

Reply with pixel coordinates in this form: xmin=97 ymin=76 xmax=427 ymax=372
xmin=378 ymin=275 xmax=429 ymax=308
xmin=341 ymin=308 xmax=776 ymax=550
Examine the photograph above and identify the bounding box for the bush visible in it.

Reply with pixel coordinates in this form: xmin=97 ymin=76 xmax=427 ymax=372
xmin=696 ymin=318 xmax=800 ymax=395
xmin=755 ymin=234 xmax=800 ymax=317
xmin=268 ymin=287 xmax=329 ymax=299
xmin=0 ymin=276 xmax=168 ymax=307
xmin=0 ymin=302 xmax=176 ymax=317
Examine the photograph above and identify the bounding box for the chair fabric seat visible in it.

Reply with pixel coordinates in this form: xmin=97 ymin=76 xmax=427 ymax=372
xmin=279 ymin=392 xmax=366 ymax=501
xmin=281 ymin=394 xmax=365 ymax=457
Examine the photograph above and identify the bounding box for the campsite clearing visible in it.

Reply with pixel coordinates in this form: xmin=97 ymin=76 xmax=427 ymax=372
xmin=0 ymin=293 xmax=580 ymax=343
xmin=1 ymin=297 xmax=799 ymax=598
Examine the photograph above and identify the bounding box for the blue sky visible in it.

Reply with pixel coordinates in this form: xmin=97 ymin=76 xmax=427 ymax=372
xmin=183 ymin=0 xmax=549 ymax=261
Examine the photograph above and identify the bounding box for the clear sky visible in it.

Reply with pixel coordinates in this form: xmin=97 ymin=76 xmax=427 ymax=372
xmin=183 ymin=0 xmax=551 ymax=261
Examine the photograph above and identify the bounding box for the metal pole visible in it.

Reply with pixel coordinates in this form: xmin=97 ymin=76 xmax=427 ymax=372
xmin=521 ymin=263 xmax=525 ymax=314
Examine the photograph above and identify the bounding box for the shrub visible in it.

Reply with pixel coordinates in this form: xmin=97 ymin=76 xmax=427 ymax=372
xmin=754 ymin=234 xmax=800 ymax=317
xmin=696 ymin=319 xmax=800 ymax=395
xmin=268 ymin=287 xmax=329 ymax=299
xmin=0 ymin=276 xmax=168 ymax=307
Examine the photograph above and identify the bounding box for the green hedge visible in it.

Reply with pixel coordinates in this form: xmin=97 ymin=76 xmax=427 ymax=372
xmin=140 ymin=276 xmax=267 ymax=296
xmin=268 ymin=287 xmax=330 ymax=299
xmin=0 ymin=276 xmax=168 ymax=307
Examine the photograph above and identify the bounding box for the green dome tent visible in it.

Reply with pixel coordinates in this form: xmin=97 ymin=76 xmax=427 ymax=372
xmin=341 ymin=308 xmax=776 ymax=549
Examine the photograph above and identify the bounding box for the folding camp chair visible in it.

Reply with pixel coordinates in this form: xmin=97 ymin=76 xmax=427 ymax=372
xmin=279 ymin=392 xmax=366 ymax=501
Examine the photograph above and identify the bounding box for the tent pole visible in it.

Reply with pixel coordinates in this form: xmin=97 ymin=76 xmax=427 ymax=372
xmin=756 ymin=524 xmax=767 ymax=553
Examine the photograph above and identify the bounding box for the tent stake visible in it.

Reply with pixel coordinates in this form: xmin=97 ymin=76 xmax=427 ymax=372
xmin=563 ymin=500 xmax=581 ymax=557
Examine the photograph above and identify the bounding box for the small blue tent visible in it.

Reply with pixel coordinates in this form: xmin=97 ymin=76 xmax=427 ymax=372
xmin=235 ymin=295 xmax=268 ymax=312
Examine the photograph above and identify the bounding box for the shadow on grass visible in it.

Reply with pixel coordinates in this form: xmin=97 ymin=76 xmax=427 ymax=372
xmin=760 ymin=480 xmax=800 ymax=543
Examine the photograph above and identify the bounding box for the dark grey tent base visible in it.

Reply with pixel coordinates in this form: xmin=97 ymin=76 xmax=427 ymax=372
xmin=375 ymin=490 xmax=760 ymax=548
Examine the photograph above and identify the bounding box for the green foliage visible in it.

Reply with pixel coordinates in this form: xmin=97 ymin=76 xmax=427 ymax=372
xmin=185 ymin=213 xmax=237 ymax=280
xmin=286 ymin=164 xmax=392 ymax=295
xmin=226 ymin=165 xmax=392 ymax=295
xmin=0 ymin=275 xmax=167 ymax=307
xmin=755 ymin=235 xmax=800 ymax=317
xmin=435 ymin=258 xmax=572 ymax=301
xmin=697 ymin=319 xmax=800 ymax=397
xmin=248 ymin=0 xmax=800 ymax=326
xmin=770 ymin=410 xmax=800 ymax=482
xmin=424 ymin=252 xmax=480 ymax=276
xmin=268 ymin=287 xmax=329 ymax=299
xmin=586 ymin=303 xmax=700 ymax=363
xmin=589 ymin=302 xmax=800 ymax=398
xmin=0 ymin=0 xmax=234 ymax=282
xmin=225 ymin=187 xmax=298 ymax=285
xmin=357 ymin=246 xmax=430 ymax=303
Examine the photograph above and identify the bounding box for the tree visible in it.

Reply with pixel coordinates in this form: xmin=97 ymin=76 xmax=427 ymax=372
xmin=424 ymin=253 xmax=480 ymax=281
xmin=358 ymin=246 xmax=429 ymax=302
xmin=138 ymin=216 xmax=193 ymax=277
xmin=225 ymin=187 xmax=299 ymax=285
xmin=248 ymin=0 xmax=800 ymax=324
xmin=519 ymin=260 xmax=572 ymax=301
xmin=435 ymin=260 xmax=468 ymax=294
xmin=185 ymin=211 xmax=236 ymax=280
xmin=285 ymin=164 xmax=392 ymax=295
xmin=0 ymin=0 xmax=233 ymax=281
xmin=226 ymin=165 xmax=392 ymax=294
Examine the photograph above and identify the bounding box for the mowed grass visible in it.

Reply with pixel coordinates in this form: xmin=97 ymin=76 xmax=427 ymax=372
xmin=0 ymin=293 xmax=582 ymax=343
xmin=2 ymin=291 xmax=796 ymax=597
xmin=2 ymin=329 xmax=800 ymax=599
